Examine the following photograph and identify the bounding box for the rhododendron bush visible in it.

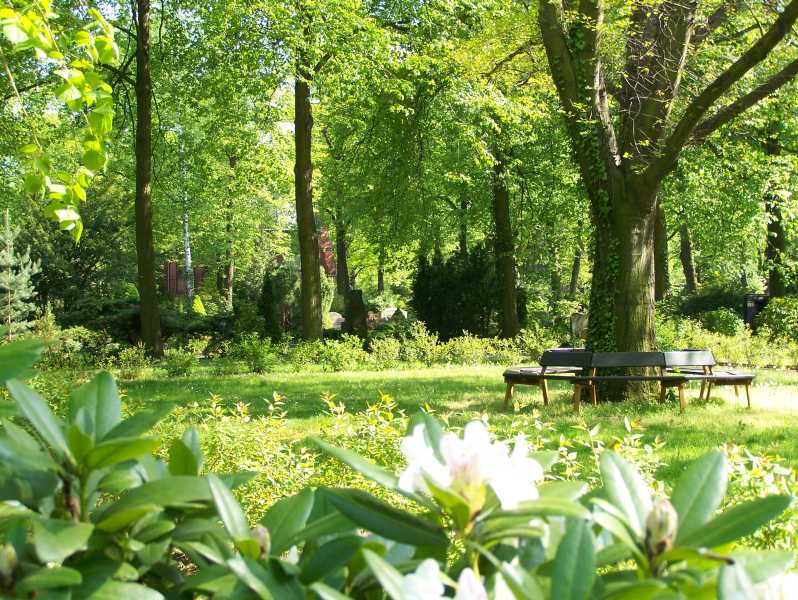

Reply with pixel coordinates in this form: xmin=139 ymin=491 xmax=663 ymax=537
xmin=0 ymin=338 xmax=794 ymax=598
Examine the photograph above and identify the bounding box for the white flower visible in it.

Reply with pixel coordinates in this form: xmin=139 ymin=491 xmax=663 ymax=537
xmin=754 ymin=572 xmax=798 ymax=600
xmin=400 ymin=559 xmax=446 ymax=600
xmin=398 ymin=421 xmax=544 ymax=511
xmin=454 ymin=569 xmax=488 ymax=600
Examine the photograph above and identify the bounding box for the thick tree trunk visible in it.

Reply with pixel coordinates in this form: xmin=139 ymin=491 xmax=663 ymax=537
xmin=679 ymin=222 xmax=697 ymax=294
xmin=134 ymin=0 xmax=161 ymax=356
xmin=294 ymin=75 xmax=323 ymax=339
xmin=334 ymin=208 xmax=350 ymax=297
xmin=492 ymin=159 xmax=520 ymax=338
xmin=377 ymin=249 xmax=385 ymax=294
xmin=182 ymin=205 xmax=194 ymax=303
xmin=654 ymin=200 xmax=670 ymax=301
xmin=765 ymin=193 xmax=787 ymax=297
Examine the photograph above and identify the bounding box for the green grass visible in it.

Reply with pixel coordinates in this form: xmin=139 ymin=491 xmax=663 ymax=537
xmin=119 ymin=363 xmax=798 ymax=483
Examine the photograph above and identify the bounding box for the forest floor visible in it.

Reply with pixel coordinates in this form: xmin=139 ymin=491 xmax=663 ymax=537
xmin=120 ymin=364 xmax=798 ymax=482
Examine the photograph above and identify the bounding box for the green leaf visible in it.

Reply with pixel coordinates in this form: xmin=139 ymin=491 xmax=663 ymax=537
xmin=86 ymin=437 xmax=160 ymax=469
xmin=679 ymin=495 xmax=792 ymax=549
xmin=83 ymin=149 xmax=106 ymax=171
xmin=182 ymin=427 xmax=203 ymax=471
xmin=312 ymin=437 xmax=398 ymax=489
xmin=322 ymin=488 xmax=448 ymax=548
xmin=538 ymin=480 xmax=589 ymax=500
xmin=362 ymin=549 xmax=406 ymax=600
xmin=718 ymin=563 xmax=755 ymax=600
xmin=104 ymin=404 xmax=174 ymax=439
xmin=32 ymin=518 xmax=94 ymax=563
xmin=300 ymin=535 xmax=363 ymax=583
xmin=15 ymin=566 xmax=82 ymax=594
xmin=672 ymin=450 xmax=728 ymax=544
xmin=551 ymin=519 xmax=595 ymax=600
xmin=310 ymin=582 xmax=354 ymax=600
xmin=599 ymin=451 xmax=652 ymax=537
xmin=227 ymin=557 xmax=274 ymax=599
xmin=260 ymin=488 xmax=315 ymax=555
xmin=208 ymin=474 xmax=250 ymax=540
xmin=3 ymin=23 xmax=28 ymax=45
xmin=730 ymin=550 xmax=794 ymax=585
xmin=76 ymin=580 xmax=164 ymax=599
xmin=95 ymin=504 xmax=163 ymax=533
xmin=94 ymin=476 xmax=211 ymax=524
xmin=169 ymin=438 xmax=199 ymax=475
xmin=69 ymin=372 xmax=121 ymax=441
xmin=529 ymin=451 xmax=559 ymax=471
xmin=7 ymin=379 xmax=73 ymax=462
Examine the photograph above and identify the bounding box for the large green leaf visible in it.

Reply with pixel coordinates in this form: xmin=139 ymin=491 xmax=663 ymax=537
xmin=95 ymin=504 xmax=164 ymax=533
xmin=599 ymin=451 xmax=652 ymax=537
xmin=312 ymin=437 xmax=398 ymax=489
xmin=208 ymin=474 xmax=250 ymax=540
xmin=226 ymin=557 xmax=274 ymax=599
xmin=679 ymin=495 xmax=792 ymax=549
xmin=300 ymin=535 xmax=363 ymax=583
xmin=260 ymin=488 xmax=315 ymax=555
xmin=104 ymin=404 xmax=174 ymax=440
xmin=322 ymin=488 xmax=448 ymax=548
xmin=0 ymin=339 xmax=44 ymax=382
xmin=85 ymin=437 xmax=160 ymax=469
xmin=32 ymin=518 xmax=94 ymax=563
xmin=551 ymin=519 xmax=595 ymax=600
xmin=93 ymin=476 xmax=211 ymax=523
xmin=362 ymin=549 xmax=406 ymax=600
xmin=7 ymin=379 xmax=73 ymax=462
xmin=15 ymin=566 xmax=82 ymax=594
xmin=671 ymin=450 xmax=728 ymax=544
xmin=169 ymin=438 xmax=200 ymax=476
xmin=310 ymin=582 xmax=355 ymax=600
xmin=69 ymin=372 xmax=120 ymax=441
xmin=76 ymin=580 xmax=165 ymax=599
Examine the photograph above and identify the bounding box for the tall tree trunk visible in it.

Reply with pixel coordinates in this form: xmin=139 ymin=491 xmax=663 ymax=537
xmin=569 ymin=238 xmax=582 ymax=297
xmin=679 ymin=222 xmax=697 ymax=294
xmin=377 ymin=248 xmax=385 ymax=294
xmin=458 ymin=198 xmax=468 ymax=256
xmin=550 ymin=247 xmax=562 ymax=298
xmin=654 ymin=200 xmax=670 ymax=301
xmin=224 ymin=204 xmax=234 ymax=311
xmin=134 ymin=0 xmax=161 ymax=355
xmin=294 ymin=74 xmax=322 ymax=340
xmin=765 ymin=193 xmax=787 ymax=297
xmin=334 ymin=208 xmax=350 ymax=297
xmin=492 ymin=159 xmax=519 ymax=338
xmin=182 ymin=204 xmax=194 ymax=303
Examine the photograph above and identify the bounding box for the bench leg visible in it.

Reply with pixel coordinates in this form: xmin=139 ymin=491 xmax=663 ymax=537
xmin=573 ymin=384 xmax=581 ymax=413
xmin=705 ymin=382 xmax=713 ymax=401
xmin=503 ymin=383 xmax=514 ymax=410
xmin=590 ymin=383 xmax=597 ymax=405
xmin=734 ymin=385 xmax=740 ymax=399
xmin=745 ymin=384 xmax=751 ymax=409
xmin=659 ymin=383 xmax=667 ymax=404
xmin=678 ymin=384 xmax=686 ymax=414
xmin=541 ymin=379 xmax=550 ymax=406
xmin=699 ymin=380 xmax=706 ymax=401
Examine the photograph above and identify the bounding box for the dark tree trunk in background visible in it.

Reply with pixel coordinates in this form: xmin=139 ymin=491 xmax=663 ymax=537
xmin=550 ymin=248 xmax=562 ymax=298
xmin=492 ymin=159 xmax=520 ymax=338
xmin=569 ymin=242 xmax=582 ymax=297
xmin=294 ymin=74 xmax=323 ymax=340
xmin=223 ymin=155 xmax=236 ymax=312
xmin=679 ymin=223 xmax=697 ymax=294
xmin=134 ymin=0 xmax=161 ymax=355
xmin=458 ymin=198 xmax=468 ymax=256
xmin=334 ymin=208 xmax=350 ymax=297
xmin=765 ymin=193 xmax=788 ymax=297
xmin=377 ymin=248 xmax=385 ymax=294
xmin=182 ymin=206 xmax=194 ymax=303
xmin=654 ymin=200 xmax=670 ymax=301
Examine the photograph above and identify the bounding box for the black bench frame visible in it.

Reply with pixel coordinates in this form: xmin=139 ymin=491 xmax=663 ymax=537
xmin=503 ymin=349 xmax=592 ymax=409
xmin=664 ymin=350 xmax=754 ymax=408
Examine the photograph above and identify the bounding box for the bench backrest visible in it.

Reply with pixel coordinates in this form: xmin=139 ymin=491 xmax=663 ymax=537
xmin=540 ymin=349 xmax=593 ymax=368
xmin=591 ymin=352 xmax=666 ymax=369
xmin=664 ymin=349 xmax=716 ymax=368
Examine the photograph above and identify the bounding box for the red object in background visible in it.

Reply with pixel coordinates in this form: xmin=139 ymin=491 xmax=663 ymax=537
xmin=163 ymin=261 xmax=205 ymax=297
xmin=318 ymin=226 xmax=336 ymax=277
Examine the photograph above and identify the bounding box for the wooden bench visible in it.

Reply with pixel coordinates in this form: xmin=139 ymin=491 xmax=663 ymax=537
xmin=570 ymin=352 xmax=689 ymax=413
xmin=664 ymin=350 xmax=754 ymax=408
xmin=502 ymin=349 xmax=592 ymax=408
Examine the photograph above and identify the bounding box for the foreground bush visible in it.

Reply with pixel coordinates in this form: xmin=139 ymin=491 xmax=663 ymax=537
xmin=1 ymin=339 xmax=795 ymax=598
xmin=757 ymin=296 xmax=798 ymax=341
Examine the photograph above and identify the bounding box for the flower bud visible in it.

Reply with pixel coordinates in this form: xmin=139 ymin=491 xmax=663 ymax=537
xmin=645 ymin=498 xmax=678 ymax=559
xmin=251 ymin=525 xmax=271 ymax=559
xmin=0 ymin=544 xmax=17 ymax=583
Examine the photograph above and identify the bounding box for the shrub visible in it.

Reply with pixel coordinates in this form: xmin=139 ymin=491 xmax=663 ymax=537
xmin=113 ymin=342 xmax=149 ymax=379
xmin=400 ymin=321 xmax=440 ymax=365
xmin=161 ymin=347 xmax=197 ymax=377
xmin=756 ymin=295 xmax=798 ymax=340
xmin=679 ymin=284 xmax=745 ymax=318
xmin=317 ymin=334 xmax=369 ymax=371
xmin=368 ymin=336 xmax=402 ymax=369
xmin=236 ymin=333 xmax=278 ymax=373
xmin=191 ymin=294 xmax=207 ymax=316
xmin=439 ymin=331 xmax=492 ymax=364
xmin=699 ymin=307 xmax=746 ymax=336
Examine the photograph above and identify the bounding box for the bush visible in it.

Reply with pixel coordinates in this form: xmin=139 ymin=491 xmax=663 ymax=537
xmin=236 ymin=333 xmax=278 ymax=373
xmin=317 ymin=334 xmax=369 ymax=371
xmin=368 ymin=336 xmax=402 ymax=369
xmin=400 ymin=321 xmax=440 ymax=365
xmin=113 ymin=342 xmax=149 ymax=379
xmin=679 ymin=284 xmax=745 ymax=318
xmin=699 ymin=307 xmax=746 ymax=336
xmin=161 ymin=347 xmax=197 ymax=377
xmin=756 ymin=295 xmax=798 ymax=340
xmin=191 ymin=294 xmax=207 ymax=316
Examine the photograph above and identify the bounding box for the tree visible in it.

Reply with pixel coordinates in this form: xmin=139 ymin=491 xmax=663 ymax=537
xmin=537 ymin=0 xmax=798 ymax=362
xmin=0 ymin=209 xmax=40 ymax=339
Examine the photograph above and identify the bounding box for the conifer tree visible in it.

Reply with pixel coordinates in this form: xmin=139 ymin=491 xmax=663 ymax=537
xmin=0 ymin=210 xmax=41 ymax=340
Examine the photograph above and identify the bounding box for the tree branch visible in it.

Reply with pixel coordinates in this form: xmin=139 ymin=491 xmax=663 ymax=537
xmin=647 ymin=0 xmax=798 ymax=182
xmin=692 ymin=0 xmax=742 ymax=46
xmin=692 ymin=57 xmax=798 ymax=141
xmin=483 ymin=40 xmax=535 ymax=78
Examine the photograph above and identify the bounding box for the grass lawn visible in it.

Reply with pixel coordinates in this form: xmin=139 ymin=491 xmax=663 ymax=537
xmin=120 ymin=363 xmax=798 ymax=483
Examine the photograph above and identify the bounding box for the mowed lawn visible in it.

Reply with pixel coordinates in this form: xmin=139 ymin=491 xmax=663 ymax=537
xmin=121 ymin=364 xmax=798 ymax=482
